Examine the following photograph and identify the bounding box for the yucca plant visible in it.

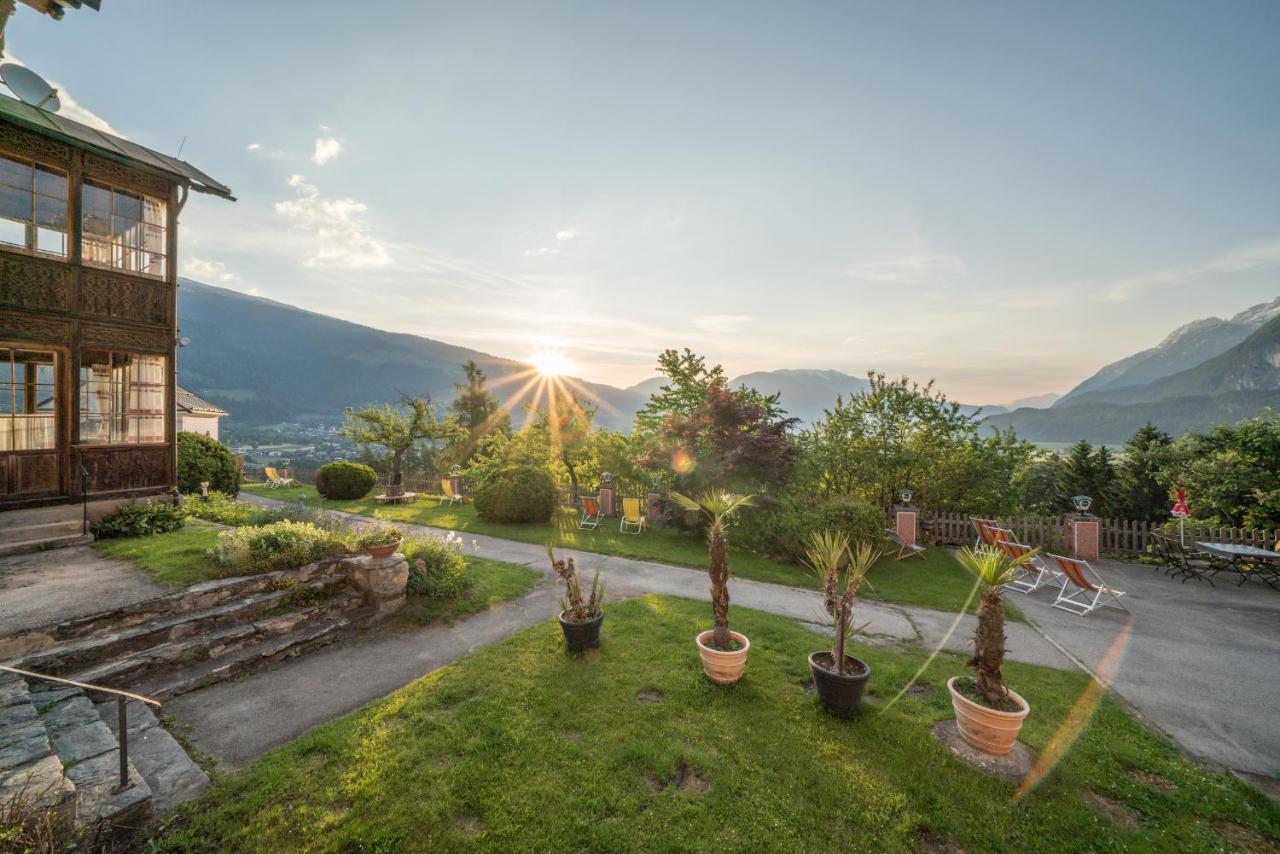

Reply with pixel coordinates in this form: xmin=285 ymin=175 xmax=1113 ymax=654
xmin=804 ymin=531 xmax=880 ymax=676
xmin=547 ymin=544 xmax=604 ymax=622
xmin=669 ymin=491 xmax=755 ymax=649
xmin=954 ymin=545 xmax=1036 ymax=707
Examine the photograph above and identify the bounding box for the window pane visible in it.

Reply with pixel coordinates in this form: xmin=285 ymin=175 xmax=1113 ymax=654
xmin=0 ymin=157 xmax=32 ymax=191
xmin=78 ymin=351 xmax=112 ymax=444
xmin=112 ymin=215 xmax=141 ymax=247
xmin=142 ymin=222 xmax=164 ymax=252
xmin=83 ymin=183 xmax=112 ymax=220
xmin=139 ymin=250 xmax=165 ymax=277
xmin=36 ymin=227 xmax=65 ymax=256
xmin=12 ymin=351 xmax=55 ymax=450
xmin=113 ymin=242 xmax=139 ymax=272
xmin=143 ymin=197 xmax=165 ymax=226
xmin=0 ymin=184 xmax=29 ymax=222
xmin=0 ymin=218 xmax=24 ymax=247
xmin=34 ymin=167 xmax=65 ymax=198
xmin=34 ymin=194 xmax=65 ymax=229
xmin=112 ymin=190 xmax=141 ymax=222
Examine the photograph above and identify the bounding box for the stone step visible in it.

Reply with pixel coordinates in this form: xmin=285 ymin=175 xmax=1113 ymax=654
xmin=0 ymin=533 xmax=95 ymax=558
xmin=14 ymin=575 xmax=350 ymax=675
xmin=127 ymin=606 xmax=376 ymax=701
xmin=0 ymin=670 xmax=76 ymax=824
xmin=95 ymin=698 xmax=209 ymax=812
xmin=0 ymin=518 xmax=85 ymax=546
xmin=68 ymin=593 xmax=369 ymax=698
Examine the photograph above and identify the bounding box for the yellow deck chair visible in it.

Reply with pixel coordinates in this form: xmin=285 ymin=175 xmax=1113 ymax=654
xmin=439 ymin=479 xmax=463 ymax=506
xmin=620 ymin=496 xmax=645 ymax=534
xmin=263 ymin=467 xmax=297 ymax=487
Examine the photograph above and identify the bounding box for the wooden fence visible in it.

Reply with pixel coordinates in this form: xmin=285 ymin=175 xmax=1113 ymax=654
xmin=922 ymin=511 xmax=1278 ymax=557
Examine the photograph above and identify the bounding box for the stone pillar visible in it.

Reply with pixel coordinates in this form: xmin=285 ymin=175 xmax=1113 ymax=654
xmin=894 ymin=507 xmax=918 ymax=546
xmin=598 ymin=485 xmax=615 ymax=517
xmin=346 ymin=553 xmax=409 ymax=617
xmin=1068 ymin=515 xmax=1100 ymax=562
xmin=646 ymin=492 xmax=663 ymax=522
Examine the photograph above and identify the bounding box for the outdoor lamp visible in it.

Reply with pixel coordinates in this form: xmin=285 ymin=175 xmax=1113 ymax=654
xmin=1072 ymin=494 xmax=1093 ymax=515
xmin=450 ymin=465 xmax=463 ymax=477
xmin=898 ymin=487 xmax=913 ymax=505
xmin=603 ymin=472 xmax=614 ymax=484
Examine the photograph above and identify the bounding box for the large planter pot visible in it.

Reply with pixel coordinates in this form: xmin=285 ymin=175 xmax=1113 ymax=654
xmin=947 ymin=676 xmax=1030 ymax=756
xmin=695 ymin=630 xmax=750 ymax=685
xmin=365 ymin=541 xmax=401 ymax=559
xmin=559 ymin=611 xmax=604 ymax=653
xmin=808 ymin=651 xmax=871 ymax=716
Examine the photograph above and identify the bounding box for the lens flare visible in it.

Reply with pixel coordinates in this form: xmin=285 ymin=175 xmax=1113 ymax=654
xmin=529 ymin=349 xmax=573 ymax=378
xmin=672 ymin=450 xmax=694 ymax=474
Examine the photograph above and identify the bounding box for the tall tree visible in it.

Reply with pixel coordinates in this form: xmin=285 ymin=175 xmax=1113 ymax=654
xmin=449 ymin=360 xmax=509 ymax=459
xmin=1116 ymin=423 xmax=1173 ymax=522
xmin=341 ymin=396 xmax=461 ymax=490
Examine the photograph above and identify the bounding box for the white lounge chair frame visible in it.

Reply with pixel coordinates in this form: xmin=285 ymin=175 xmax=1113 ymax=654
xmin=1048 ymin=553 xmax=1128 ymax=616
xmin=997 ymin=541 xmax=1064 ymax=594
xmin=620 ymin=497 xmax=645 ymax=535
xmin=438 ymin=479 xmax=463 ymax=506
xmin=884 ymin=528 xmax=925 ymax=560
xmin=579 ymin=495 xmax=604 ymax=530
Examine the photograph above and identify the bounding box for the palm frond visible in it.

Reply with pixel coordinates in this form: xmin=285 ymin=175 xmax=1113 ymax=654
xmin=954 ymin=545 xmax=1036 ymax=589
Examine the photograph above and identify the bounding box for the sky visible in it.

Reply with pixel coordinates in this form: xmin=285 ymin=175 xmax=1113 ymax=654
xmin=12 ymin=1 xmax=1280 ymax=403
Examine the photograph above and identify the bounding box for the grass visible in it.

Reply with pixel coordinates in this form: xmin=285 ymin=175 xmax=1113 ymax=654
xmin=151 ymin=595 xmax=1279 ymax=852
xmin=93 ymin=521 xmax=223 ymax=588
xmin=241 ymin=483 xmax=1020 ymax=620
xmin=392 ymin=556 xmax=541 ymax=627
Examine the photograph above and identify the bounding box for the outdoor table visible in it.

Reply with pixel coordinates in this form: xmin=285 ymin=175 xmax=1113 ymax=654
xmin=374 ymin=492 xmax=417 ymax=505
xmin=1194 ymin=542 xmax=1280 ymax=589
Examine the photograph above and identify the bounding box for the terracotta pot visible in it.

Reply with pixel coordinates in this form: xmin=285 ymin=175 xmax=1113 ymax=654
xmin=947 ymin=676 xmax=1030 ymax=756
xmin=695 ymin=630 xmax=750 ymax=685
xmin=559 ymin=611 xmax=604 ymax=653
xmin=365 ymin=541 xmax=400 ymax=559
xmin=808 ymin=651 xmax=871 ymax=717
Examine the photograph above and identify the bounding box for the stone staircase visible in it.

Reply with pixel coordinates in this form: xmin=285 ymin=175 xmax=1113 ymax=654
xmin=0 ymin=504 xmax=93 ymax=558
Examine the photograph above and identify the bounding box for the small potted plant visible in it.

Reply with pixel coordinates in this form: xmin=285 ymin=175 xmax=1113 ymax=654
xmin=357 ymin=522 xmax=402 ymax=559
xmin=669 ymin=491 xmax=755 ymax=684
xmin=948 ymin=546 xmax=1035 ymax=755
xmin=805 ymin=531 xmax=879 ymax=716
xmin=548 ymin=545 xmax=605 ymax=652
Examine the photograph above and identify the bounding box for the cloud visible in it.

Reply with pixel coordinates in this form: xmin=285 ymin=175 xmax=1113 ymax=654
xmin=843 ymin=253 xmax=967 ymax=285
xmin=555 ymin=228 xmax=578 ymax=242
xmin=1100 ymin=236 xmax=1280 ymax=303
xmin=246 ymin=142 xmax=261 ymax=152
xmin=695 ymin=314 xmax=754 ymax=334
xmin=183 ymin=256 xmax=236 ymax=283
xmin=312 ymin=136 xmax=342 ymax=166
xmin=274 ymin=174 xmax=389 ymax=268
xmin=524 ymin=226 xmax=580 ymax=258
xmin=4 ymin=54 xmax=120 ymax=136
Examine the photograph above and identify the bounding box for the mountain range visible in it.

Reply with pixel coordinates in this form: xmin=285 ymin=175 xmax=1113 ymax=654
xmin=177 ymin=279 xmax=1280 ymax=444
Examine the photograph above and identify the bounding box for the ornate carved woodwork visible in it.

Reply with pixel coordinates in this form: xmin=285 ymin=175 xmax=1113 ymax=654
xmin=80 ymin=270 xmax=170 ymax=326
xmin=6 ymin=452 xmax=59 ymax=496
xmin=0 ymin=253 xmax=73 ymax=311
xmin=83 ymin=153 xmax=172 ymax=199
xmin=0 ymin=310 xmax=71 ymax=344
xmin=0 ymin=123 xmax=71 ymax=169
xmin=78 ymin=446 xmax=169 ymax=493
xmin=80 ymin=321 xmax=169 ymax=353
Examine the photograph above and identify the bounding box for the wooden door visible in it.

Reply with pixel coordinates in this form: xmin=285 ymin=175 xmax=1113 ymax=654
xmin=0 ymin=347 xmax=62 ymax=501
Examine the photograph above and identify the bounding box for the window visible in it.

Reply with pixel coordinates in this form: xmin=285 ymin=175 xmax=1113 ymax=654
xmin=0 ymin=155 xmax=68 ymax=257
xmin=82 ymin=182 xmax=167 ymax=278
xmin=78 ymin=351 xmax=167 ymax=445
xmin=0 ymin=349 xmax=57 ymax=452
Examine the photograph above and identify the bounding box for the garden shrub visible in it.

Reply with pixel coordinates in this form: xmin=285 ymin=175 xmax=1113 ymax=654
xmin=355 ymin=522 xmax=402 ymax=549
xmin=92 ymin=499 xmax=186 ymax=539
xmin=183 ymin=491 xmax=268 ymax=526
xmin=404 ymin=531 xmax=473 ymax=599
xmin=474 ymin=465 xmax=557 ymax=523
xmin=737 ymin=494 xmax=885 ymax=564
xmin=177 ymin=432 xmax=241 ymax=495
xmin=315 ymin=461 xmax=378 ymax=500
xmin=211 ymin=520 xmax=348 ymax=575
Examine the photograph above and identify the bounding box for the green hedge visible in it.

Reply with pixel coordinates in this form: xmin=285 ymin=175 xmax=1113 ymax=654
xmin=211 ymin=520 xmax=348 ymax=575
xmin=177 ymin=432 xmax=241 ymax=495
xmin=736 ymin=494 xmax=885 ymax=565
xmin=474 ymin=465 xmax=557 ymax=524
xmin=316 ymin=461 xmax=378 ymax=500
xmin=92 ymin=499 xmax=186 ymax=539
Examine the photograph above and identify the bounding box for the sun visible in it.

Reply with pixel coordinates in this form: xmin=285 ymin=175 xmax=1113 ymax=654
xmin=529 ymin=348 xmax=574 ymax=378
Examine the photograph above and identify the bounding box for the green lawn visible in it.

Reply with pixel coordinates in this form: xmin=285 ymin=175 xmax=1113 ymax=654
xmin=392 ymin=557 xmax=541 ymax=627
xmin=93 ymin=522 xmax=224 ymax=588
xmin=151 ymin=595 xmax=1279 ymax=852
xmin=241 ymin=484 xmax=1018 ymax=620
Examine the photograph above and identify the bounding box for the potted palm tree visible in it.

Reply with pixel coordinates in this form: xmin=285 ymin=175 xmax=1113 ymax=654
xmin=805 ymin=531 xmax=879 ymax=716
xmin=547 ymin=545 xmax=605 ymax=653
xmin=948 ymin=546 xmax=1035 ymax=755
xmin=669 ymin=491 xmax=755 ymax=685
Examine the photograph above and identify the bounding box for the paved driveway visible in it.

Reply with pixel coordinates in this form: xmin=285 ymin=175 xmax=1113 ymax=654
xmin=0 ymin=545 xmax=165 ymax=636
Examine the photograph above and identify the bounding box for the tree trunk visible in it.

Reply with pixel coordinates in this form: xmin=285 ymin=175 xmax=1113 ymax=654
xmin=970 ymin=589 xmax=1008 ymax=704
xmin=562 ymin=450 xmax=579 ymax=499
xmin=708 ymin=525 xmax=731 ymax=648
xmin=833 ymin=601 xmax=847 ymax=675
xmin=391 ymin=449 xmax=405 ymax=487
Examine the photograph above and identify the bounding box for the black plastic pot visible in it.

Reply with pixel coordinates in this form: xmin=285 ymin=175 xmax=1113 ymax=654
xmin=559 ymin=611 xmax=604 ymax=653
xmin=808 ymin=651 xmax=871 ymax=716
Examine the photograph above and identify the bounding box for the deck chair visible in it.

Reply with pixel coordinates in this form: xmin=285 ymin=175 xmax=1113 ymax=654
xmin=439 ymin=479 xmax=463 ymax=506
xmin=620 ymin=496 xmax=645 ymax=534
xmin=263 ymin=467 xmax=298 ymax=487
xmin=970 ymin=517 xmax=1000 ymax=549
xmin=579 ymin=495 xmax=604 ymax=530
xmin=885 ymin=527 xmax=926 ymax=560
xmin=997 ymin=540 xmax=1063 ymax=594
xmin=1048 ymin=554 xmax=1128 ymax=616
xmin=987 ymin=526 xmax=1014 ymax=549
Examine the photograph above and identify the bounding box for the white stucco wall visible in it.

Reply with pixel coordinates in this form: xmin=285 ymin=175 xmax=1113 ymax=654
xmin=178 ymin=412 xmax=221 ymax=441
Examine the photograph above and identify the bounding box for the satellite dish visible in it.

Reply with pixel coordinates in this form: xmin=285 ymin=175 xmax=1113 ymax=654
xmin=0 ymin=63 xmax=61 ymax=112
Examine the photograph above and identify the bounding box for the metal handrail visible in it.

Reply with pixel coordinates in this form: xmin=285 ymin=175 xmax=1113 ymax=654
xmin=77 ymin=453 xmax=90 ymax=536
xmin=1 ymin=664 xmax=160 ymax=793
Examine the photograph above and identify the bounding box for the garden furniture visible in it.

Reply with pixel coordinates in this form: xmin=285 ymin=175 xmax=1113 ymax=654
xmin=1194 ymin=542 xmax=1280 ymax=589
xmin=375 ymin=491 xmax=417 ymax=504
xmin=884 ymin=527 xmax=926 ymax=560
xmin=620 ymin=497 xmax=646 ymax=534
xmin=263 ymin=467 xmax=298 ymax=487
xmin=1048 ymin=554 xmax=1128 ymax=616
xmin=579 ymin=495 xmax=604 ymax=530
xmin=996 ymin=540 xmax=1063 ymax=594
xmin=1149 ymin=531 xmax=1216 ymax=586
xmin=438 ymin=479 xmax=463 ymax=506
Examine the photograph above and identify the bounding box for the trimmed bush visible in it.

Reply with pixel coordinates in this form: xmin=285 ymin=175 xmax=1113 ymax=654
xmin=404 ymin=531 xmax=473 ymax=599
xmin=92 ymin=499 xmax=186 ymax=539
xmin=211 ymin=520 xmax=348 ymax=575
xmin=474 ymin=465 xmax=557 ymax=524
xmin=737 ymin=494 xmax=885 ymax=564
xmin=316 ymin=461 xmax=378 ymax=500
xmin=177 ymin=432 xmax=241 ymax=496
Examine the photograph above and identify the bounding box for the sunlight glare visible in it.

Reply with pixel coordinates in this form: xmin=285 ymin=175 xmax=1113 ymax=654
xmin=530 ymin=349 xmax=574 ymax=378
